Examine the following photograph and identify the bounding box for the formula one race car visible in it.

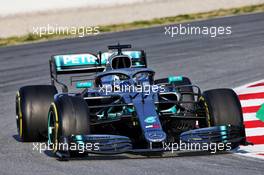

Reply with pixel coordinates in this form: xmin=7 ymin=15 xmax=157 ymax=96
xmin=16 ymin=44 xmax=246 ymax=160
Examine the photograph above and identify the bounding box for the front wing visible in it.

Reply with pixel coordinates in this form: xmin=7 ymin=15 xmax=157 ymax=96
xmin=55 ymin=125 xmax=245 ymax=160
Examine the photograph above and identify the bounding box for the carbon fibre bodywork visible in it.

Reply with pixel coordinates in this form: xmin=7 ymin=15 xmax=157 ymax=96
xmin=46 ymin=44 xmax=246 ymax=159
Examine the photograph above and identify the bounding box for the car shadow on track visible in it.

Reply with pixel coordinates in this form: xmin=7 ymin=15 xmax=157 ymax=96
xmin=43 ymin=149 xmax=233 ymax=161
xmin=12 ymin=134 xmax=21 ymax=142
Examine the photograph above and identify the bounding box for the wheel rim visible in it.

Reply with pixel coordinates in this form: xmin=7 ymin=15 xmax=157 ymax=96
xmin=48 ymin=111 xmax=55 ymax=146
xmin=199 ymin=96 xmax=211 ymax=127
xmin=15 ymin=92 xmax=22 ymax=138
xmin=48 ymin=103 xmax=59 ymax=152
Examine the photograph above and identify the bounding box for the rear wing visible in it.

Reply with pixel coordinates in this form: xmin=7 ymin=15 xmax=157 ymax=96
xmin=49 ymin=51 xmax=147 ymax=92
xmin=49 ymin=53 xmax=106 ymax=92
xmin=50 ymin=53 xmax=106 ymax=74
xmin=50 ymin=51 xmax=146 ymax=74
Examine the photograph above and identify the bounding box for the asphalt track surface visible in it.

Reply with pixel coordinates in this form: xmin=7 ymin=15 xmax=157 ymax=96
xmin=0 ymin=13 xmax=264 ymax=175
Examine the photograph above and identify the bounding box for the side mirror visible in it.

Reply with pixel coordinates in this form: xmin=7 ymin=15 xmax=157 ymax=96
xmin=76 ymin=81 xmax=93 ymax=88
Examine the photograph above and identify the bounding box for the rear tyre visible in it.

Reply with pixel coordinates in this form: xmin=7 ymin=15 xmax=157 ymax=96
xmin=48 ymin=95 xmax=90 ymax=155
xmin=200 ymin=88 xmax=246 ymax=148
xmin=16 ymin=85 xmax=57 ymax=142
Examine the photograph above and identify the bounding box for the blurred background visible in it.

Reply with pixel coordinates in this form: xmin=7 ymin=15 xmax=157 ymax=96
xmin=0 ymin=0 xmax=263 ymax=38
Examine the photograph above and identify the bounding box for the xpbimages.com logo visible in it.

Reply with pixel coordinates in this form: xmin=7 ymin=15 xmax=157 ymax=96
xmin=32 ymin=142 xmax=100 ymax=154
xmin=32 ymin=24 xmax=100 ymax=37
xmin=160 ymin=141 xmax=232 ymax=153
xmin=98 ymin=82 xmax=166 ymax=95
xmin=164 ymin=24 xmax=232 ymax=38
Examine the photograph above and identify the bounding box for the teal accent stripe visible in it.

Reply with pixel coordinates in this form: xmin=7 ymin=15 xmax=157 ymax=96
xmin=76 ymin=81 xmax=93 ymax=88
xmin=54 ymin=56 xmax=62 ymax=70
xmin=168 ymin=76 xmax=183 ymax=84
xmin=75 ymin=135 xmax=83 ymax=141
xmin=220 ymin=125 xmax=228 ymax=143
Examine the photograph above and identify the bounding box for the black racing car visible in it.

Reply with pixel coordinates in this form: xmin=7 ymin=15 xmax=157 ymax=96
xmin=16 ymin=44 xmax=246 ymax=160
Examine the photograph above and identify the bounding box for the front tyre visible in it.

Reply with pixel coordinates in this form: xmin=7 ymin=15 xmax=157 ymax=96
xmin=48 ymin=95 xmax=90 ymax=154
xmin=200 ymin=88 xmax=246 ymax=148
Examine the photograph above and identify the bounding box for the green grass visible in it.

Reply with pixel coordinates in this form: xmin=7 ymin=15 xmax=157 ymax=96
xmin=0 ymin=4 xmax=264 ymax=47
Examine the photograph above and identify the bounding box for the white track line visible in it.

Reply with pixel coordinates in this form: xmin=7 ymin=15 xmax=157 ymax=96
xmin=238 ymin=145 xmax=264 ymax=153
xmin=240 ymin=99 xmax=264 ymax=107
xmin=234 ymin=80 xmax=264 ymax=92
xmin=245 ymin=127 xmax=264 ymax=137
xmin=235 ymin=152 xmax=264 ymax=160
xmin=243 ymin=113 xmax=259 ymax=121
xmin=236 ymin=86 xmax=264 ymax=95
